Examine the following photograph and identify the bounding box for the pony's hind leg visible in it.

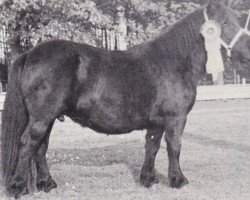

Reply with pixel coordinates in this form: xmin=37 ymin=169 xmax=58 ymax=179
xmin=8 ymin=117 xmax=54 ymax=198
xmin=165 ymin=114 xmax=189 ymax=188
xmin=140 ymin=128 xmax=164 ymax=187
xmin=33 ymin=121 xmax=57 ymax=192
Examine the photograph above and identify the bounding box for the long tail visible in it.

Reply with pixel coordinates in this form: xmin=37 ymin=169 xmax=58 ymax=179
xmin=1 ymin=53 xmax=29 ymax=186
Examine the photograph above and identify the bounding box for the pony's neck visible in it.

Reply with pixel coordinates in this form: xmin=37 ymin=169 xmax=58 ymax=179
xmin=149 ymin=8 xmax=207 ymax=82
xmin=154 ymin=8 xmax=205 ymax=59
xmin=128 ymin=8 xmax=208 ymax=83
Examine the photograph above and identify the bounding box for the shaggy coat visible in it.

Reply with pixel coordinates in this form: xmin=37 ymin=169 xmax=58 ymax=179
xmin=1 ymin=0 xmax=250 ymax=198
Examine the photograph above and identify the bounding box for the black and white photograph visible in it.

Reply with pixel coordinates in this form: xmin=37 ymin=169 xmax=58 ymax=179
xmin=0 ymin=0 xmax=249 ymax=199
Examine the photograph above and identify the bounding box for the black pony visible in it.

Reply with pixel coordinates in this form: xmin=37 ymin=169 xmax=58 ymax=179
xmin=1 ymin=0 xmax=250 ymax=198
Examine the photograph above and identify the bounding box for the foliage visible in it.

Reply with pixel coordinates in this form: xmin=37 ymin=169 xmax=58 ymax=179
xmin=0 ymin=0 xmax=202 ymax=48
xmin=126 ymin=0 xmax=199 ymax=45
xmin=1 ymin=0 xmax=249 ymax=48
xmin=0 ymin=0 xmax=113 ymax=47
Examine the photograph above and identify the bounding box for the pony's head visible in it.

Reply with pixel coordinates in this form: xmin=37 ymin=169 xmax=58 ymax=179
xmin=205 ymin=0 xmax=250 ymax=61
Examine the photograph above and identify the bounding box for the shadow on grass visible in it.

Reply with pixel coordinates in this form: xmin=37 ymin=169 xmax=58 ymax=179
xmin=185 ymin=133 xmax=250 ymax=153
xmin=47 ymin=140 xmax=169 ymax=186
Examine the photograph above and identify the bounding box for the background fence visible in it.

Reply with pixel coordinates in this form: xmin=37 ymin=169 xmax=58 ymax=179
xmin=0 ymin=26 xmax=9 ymax=92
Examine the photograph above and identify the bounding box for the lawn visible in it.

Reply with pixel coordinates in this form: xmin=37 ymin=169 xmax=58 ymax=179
xmin=0 ymin=99 xmax=250 ymax=200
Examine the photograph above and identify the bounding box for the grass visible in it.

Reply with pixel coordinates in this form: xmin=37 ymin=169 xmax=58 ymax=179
xmin=0 ymin=99 xmax=250 ymax=200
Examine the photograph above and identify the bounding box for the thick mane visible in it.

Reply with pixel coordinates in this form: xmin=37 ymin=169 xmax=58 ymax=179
xmin=157 ymin=8 xmax=204 ymax=58
xmin=129 ymin=7 xmax=205 ymax=63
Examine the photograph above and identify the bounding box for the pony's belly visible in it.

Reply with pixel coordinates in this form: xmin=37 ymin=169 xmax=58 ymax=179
xmin=68 ymin=106 xmax=146 ymax=134
xmin=86 ymin=119 xmax=144 ymax=134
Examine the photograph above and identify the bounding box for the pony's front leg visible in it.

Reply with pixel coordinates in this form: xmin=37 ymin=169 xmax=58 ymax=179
xmin=140 ymin=128 xmax=164 ymax=187
xmin=8 ymin=118 xmax=52 ymax=199
xmin=165 ymin=114 xmax=189 ymax=188
xmin=34 ymin=121 xmax=57 ymax=193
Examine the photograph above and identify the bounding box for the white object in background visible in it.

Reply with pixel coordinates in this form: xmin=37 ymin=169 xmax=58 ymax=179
xmin=201 ymin=19 xmax=224 ymax=82
xmin=242 ymin=78 xmax=246 ymax=86
xmin=116 ymin=5 xmax=127 ymax=50
xmin=237 ymin=75 xmax=240 ymax=84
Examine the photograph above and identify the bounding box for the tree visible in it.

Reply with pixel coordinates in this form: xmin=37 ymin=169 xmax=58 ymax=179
xmin=0 ymin=0 xmax=113 ymax=63
xmin=125 ymin=0 xmax=199 ymax=45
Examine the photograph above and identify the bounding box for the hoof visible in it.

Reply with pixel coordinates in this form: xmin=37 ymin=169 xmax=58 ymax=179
xmin=36 ymin=177 xmax=57 ymax=193
xmin=140 ymin=173 xmax=159 ymax=188
xmin=8 ymin=178 xmax=28 ymax=199
xmin=169 ymin=175 xmax=189 ymax=188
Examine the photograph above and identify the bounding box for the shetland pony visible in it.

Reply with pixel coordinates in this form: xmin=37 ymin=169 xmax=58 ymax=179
xmin=1 ymin=0 xmax=250 ymax=198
